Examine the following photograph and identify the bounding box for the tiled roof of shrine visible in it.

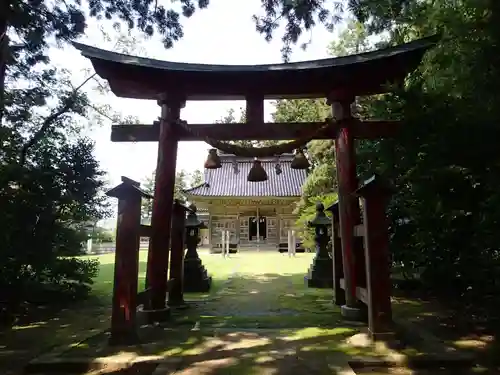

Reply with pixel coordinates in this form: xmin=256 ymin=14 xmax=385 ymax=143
xmin=185 ymin=153 xmax=306 ymax=197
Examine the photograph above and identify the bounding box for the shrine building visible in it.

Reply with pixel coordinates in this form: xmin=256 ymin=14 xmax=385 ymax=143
xmin=185 ymin=152 xmax=306 ymax=251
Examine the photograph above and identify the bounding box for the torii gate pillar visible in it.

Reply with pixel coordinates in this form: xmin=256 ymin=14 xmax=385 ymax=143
xmin=147 ymin=95 xmax=185 ymax=314
xmin=329 ymin=93 xmax=365 ymax=321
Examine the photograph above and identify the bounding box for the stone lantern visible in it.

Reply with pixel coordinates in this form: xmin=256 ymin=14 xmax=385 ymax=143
xmin=183 ymin=204 xmax=212 ymax=293
xmin=305 ymin=202 xmax=334 ymax=288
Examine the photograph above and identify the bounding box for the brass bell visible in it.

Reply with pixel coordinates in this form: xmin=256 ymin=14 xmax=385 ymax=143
xmin=291 ymin=148 xmax=310 ymax=169
xmin=204 ymin=149 xmax=221 ymax=169
xmin=247 ymin=159 xmax=268 ymax=182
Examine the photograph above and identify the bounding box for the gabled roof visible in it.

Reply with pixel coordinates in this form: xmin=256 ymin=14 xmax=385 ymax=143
xmin=185 ymin=154 xmax=306 ymax=197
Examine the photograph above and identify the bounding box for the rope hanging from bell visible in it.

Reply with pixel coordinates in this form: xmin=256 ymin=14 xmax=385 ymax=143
xmin=247 ymin=159 xmax=268 ymax=182
xmin=291 ymin=148 xmax=310 ymax=170
xmin=204 ymin=148 xmax=222 ymax=169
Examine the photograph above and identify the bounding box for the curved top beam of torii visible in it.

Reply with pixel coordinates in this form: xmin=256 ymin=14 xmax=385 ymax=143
xmin=73 ymin=34 xmax=439 ymax=101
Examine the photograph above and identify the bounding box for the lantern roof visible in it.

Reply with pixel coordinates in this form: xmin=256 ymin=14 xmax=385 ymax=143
xmin=308 ymin=202 xmax=332 ymax=226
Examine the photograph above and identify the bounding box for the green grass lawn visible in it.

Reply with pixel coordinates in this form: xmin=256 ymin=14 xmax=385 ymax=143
xmin=48 ymin=251 xmax=386 ymax=374
xmin=82 ymin=248 xmax=246 ymax=300
xmin=79 ymin=250 xmax=346 ymax=331
xmin=3 ymin=250 xmax=295 ymax=374
xmin=82 ymin=249 xmax=320 ymax=300
xmin=3 ymin=249 xmax=481 ymax=375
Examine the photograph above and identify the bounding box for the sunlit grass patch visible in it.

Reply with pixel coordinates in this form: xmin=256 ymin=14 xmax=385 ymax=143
xmin=82 ymin=249 xmax=236 ymax=300
xmin=59 ymin=324 xmax=369 ymax=367
xmin=282 ymin=327 xmax=355 ymax=341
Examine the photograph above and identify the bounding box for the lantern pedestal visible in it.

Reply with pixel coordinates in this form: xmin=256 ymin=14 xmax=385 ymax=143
xmin=183 ymin=258 xmax=212 ymax=293
xmin=305 ymin=255 xmax=334 ymax=288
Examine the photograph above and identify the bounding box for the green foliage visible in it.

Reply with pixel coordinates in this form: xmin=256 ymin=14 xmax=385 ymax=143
xmin=216 ymin=108 xmax=245 ymax=124
xmin=271 ymin=19 xmax=374 ymax=226
xmin=271 ymin=98 xmax=336 ymax=243
xmin=189 ymin=169 xmax=204 ymax=187
xmin=358 ymin=88 xmax=500 ymax=302
xmin=301 ymin=162 xmax=336 ymax=198
xmin=217 ymin=108 xmax=279 ymax=147
xmin=23 ymin=258 xmax=101 ymax=305
xmin=141 ymin=169 xmax=191 ymax=220
xmin=0 ymin=0 xmax=133 ymax=319
xmin=346 ymin=0 xmax=500 ymax=312
xmin=4 ymin=0 xmax=377 ymax=63
xmin=1 ymin=16 xmax=110 ymax=311
xmin=327 ymin=19 xmax=373 ymax=56
xmin=251 ymin=1 xmax=389 ymax=60
xmin=140 ymin=171 xmax=156 ymax=221
xmin=250 ymin=0 xmax=500 ymax=315
xmin=92 ymin=227 xmax=115 ymax=243
xmin=253 ymin=0 xmax=344 ymax=60
xmin=4 ymin=0 xmax=210 ymax=57
xmin=272 ymin=99 xmax=330 ymax=123
xmin=175 ymin=169 xmax=189 ymax=202
xmin=0 ymin=137 xmax=107 ymax=318
xmin=295 ymin=193 xmax=337 ymax=250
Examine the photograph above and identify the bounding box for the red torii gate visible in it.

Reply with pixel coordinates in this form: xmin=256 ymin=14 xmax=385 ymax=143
xmin=74 ymin=35 xmax=437 ymax=323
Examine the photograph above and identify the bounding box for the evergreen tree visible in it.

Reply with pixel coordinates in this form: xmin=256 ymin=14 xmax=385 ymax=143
xmin=141 ymin=169 xmax=190 ymax=221
xmin=190 ymin=169 xmax=204 ymax=187
xmin=217 ymin=108 xmax=279 ymax=148
xmin=271 ymin=20 xmax=374 ymax=250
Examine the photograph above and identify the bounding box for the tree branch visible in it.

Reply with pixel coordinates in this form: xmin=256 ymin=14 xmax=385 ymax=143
xmin=19 ymin=73 xmax=96 ymax=166
xmin=19 ymin=97 xmax=74 ymax=166
xmin=87 ymin=103 xmax=115 ymax=122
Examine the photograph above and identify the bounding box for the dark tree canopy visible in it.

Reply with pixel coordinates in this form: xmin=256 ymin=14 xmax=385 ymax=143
xmin=2 ymin=0 xmax=389 ymax=65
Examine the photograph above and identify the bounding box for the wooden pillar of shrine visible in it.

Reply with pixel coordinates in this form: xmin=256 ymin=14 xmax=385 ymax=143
xmin=329 ymin=92 xmax=364 ymax=320
xmin=147 ymin=95 xmax=185 ymax=315
xmin=355 ymin=175 xmax=394 ymax=340
xmin=106 ymin=177 xmax=147 ymax=345
xmin=168 ymin=201 xmax=187 ymax=306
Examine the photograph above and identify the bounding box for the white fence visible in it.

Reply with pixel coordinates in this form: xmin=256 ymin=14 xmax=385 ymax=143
xmin=88 ymin=241 xmax=150 ymax=254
